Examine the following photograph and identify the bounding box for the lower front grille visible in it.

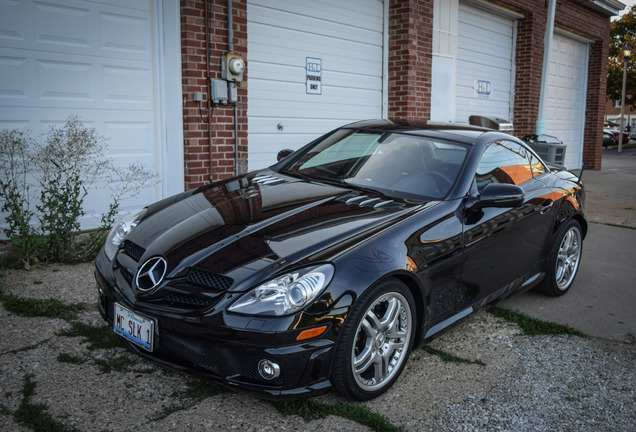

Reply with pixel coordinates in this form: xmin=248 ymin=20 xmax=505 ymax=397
xmin=160 ymin=333 xmax=219 ymax=375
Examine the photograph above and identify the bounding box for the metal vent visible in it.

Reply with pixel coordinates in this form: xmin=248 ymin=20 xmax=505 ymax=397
xmin=123 ymin=240 xmax=145 ymax=262
xmin=252 ymin=175 xmax=285 ymax=185
xmin=186 ymin=268 xmax=233 ymax=291
xmin=160 ymin=333 xmax=219 ymax=375
xmin=163 ymin=292 xmax=218 ymax=307
xmin=337 ymin=194 xmax=404 ymax=209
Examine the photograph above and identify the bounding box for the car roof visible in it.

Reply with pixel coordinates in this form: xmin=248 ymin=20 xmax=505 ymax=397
xmin=341 ymin=119 xmax=495 ymax=145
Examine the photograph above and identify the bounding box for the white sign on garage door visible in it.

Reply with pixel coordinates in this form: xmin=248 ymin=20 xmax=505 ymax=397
xmin=247 ymin=0 xmax=385 ymax=170
xmin=544 ymin=33 xmax=588 ymax=170
xmin=456 ymin=3 xmax=514 ymax=124
xmin=0 ymin=0 xmax=181 ymax=229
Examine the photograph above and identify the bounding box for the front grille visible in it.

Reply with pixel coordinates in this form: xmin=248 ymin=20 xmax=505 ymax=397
xmin=123 ymin=240 xmax=145 ymax=262
xmin=160 ymin=333 xmax=219 ymax=375
xmin=120 ymin=265 xmax=134 ymax=285
xmin=186 ymin=268 xmax=233 ymax=291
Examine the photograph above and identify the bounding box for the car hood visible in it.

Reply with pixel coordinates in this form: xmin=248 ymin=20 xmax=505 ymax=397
xmin=124 ymin=170 xmax=429 ymax=291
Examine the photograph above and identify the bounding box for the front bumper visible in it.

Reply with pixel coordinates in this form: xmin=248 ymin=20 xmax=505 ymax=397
xmin=94 ymin=251 xmax=336 ymax=399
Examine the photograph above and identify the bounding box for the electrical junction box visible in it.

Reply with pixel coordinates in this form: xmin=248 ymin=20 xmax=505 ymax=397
xmin=211 ymin=79 xmax=228 ymax=104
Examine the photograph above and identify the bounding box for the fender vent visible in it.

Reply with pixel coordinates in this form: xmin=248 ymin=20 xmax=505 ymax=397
xmin=252 ymin=175 xmax=285 ymax=185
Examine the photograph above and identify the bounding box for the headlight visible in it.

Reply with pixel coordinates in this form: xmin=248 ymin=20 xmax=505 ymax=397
xmin=228 ymin=264 xmax=334 ymax=316
xmin=103 ymin=209 xmax=147 ymax=260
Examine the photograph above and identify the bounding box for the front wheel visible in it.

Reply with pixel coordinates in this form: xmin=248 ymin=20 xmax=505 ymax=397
xmin=331 ymin=279 xmax=416 ymax=400
xmin=536 ymin=219 xmax=583 ymax=296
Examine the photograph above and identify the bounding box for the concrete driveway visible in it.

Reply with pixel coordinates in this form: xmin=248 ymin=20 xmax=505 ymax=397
xmin=501 ymin=146 xmax=636 ymax=341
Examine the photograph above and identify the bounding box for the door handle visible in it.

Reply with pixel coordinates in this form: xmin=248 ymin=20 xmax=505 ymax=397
xmin=540 ymin=199 xmax=554 ymax=214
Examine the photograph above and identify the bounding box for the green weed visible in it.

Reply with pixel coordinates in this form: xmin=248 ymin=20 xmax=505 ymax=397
xmin=57 ymin=321 xmax=127 ymax=350
xmin=422 ymin=346 xmax=486 ymax=365
xmin=0 ymin=293 xmax=84 ymax=320
xmin=273 ymin=400 xmax=404 ymax=432
xmin=488 ymin=306 xmax=586 ymax=337
xmin=13 ymin=374 xmax=80 ymax=432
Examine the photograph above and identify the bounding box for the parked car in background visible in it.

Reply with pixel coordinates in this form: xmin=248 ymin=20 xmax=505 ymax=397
xmin=603 ymin=129 xmax=617 ymax=148
xmin=95 ymin=120 xmax=586 ymax=400
xmin=604 ymin=128 xmax=628 ymax=146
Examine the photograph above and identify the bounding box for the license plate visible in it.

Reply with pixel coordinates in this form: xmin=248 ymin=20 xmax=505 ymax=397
xmin=114 ymin=303 xmax=155 ymax=352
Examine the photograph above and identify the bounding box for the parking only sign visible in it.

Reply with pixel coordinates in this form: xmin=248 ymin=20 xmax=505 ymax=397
xmin=306 ymin=57 xmax=322 ymax=95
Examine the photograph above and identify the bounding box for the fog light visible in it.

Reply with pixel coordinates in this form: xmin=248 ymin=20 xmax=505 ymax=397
xmin=258 ymin=359 xmax=280 ymax=380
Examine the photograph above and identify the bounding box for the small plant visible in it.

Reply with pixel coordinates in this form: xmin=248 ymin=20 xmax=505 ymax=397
xmin=0 ymin=130 xmax=46 ymax=268
xmin=34 ymin=116 xmax=110 ymax=262
xmin=13 ymin=374 xmax=80 ymax=432
xmin=1 ymin=115 xmax=156 ymax=265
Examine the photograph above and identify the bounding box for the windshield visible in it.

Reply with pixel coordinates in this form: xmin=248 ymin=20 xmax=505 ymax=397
xmin=283 ymin=129 xmax=469 ymax=200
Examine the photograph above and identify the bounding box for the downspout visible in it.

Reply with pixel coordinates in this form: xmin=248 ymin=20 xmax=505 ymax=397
xmin=536 ymin=0 xmax=557 ymax=135
xmin=228 ymin=0 xmax=239 ymax=176
xmin=205 ymin=0 xmax=213 ymax=181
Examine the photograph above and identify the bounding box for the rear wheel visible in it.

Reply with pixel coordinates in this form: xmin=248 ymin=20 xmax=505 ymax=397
xmin=332 ymin=279 xmax=416 ymax=400
xmin=536 ymin=219 xmax=583 ymax=296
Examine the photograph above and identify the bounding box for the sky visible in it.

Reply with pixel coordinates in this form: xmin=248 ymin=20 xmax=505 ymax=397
xmin=618 ymin=0 xmax=636 ymax=18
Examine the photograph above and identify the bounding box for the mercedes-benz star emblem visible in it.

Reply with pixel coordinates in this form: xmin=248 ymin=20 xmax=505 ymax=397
xmin=135 ymin=257 xmax=167 ymax=291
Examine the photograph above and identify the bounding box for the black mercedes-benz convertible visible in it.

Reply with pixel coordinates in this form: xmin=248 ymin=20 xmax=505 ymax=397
xmin=95 ymin=120 xmax=585 ymax=400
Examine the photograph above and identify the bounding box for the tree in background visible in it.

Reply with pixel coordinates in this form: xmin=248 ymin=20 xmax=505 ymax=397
xmin=608 ymin=6 xmax=636 ymax=109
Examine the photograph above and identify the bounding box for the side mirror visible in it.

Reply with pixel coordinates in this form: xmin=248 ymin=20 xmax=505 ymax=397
xmin=471 ymin=183 xmax=524 ymax=210
xmin=277 ymin=149 xmax=294 ymax=162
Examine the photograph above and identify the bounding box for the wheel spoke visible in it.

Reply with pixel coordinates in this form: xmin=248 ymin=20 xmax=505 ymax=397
xmin=372 ymin=349 xmax=388 ymax=383
xmin=354 ymin=344 xmax=376 ymax=373
xmin=380 ymin=298 xmax=400 ymax=332
xmin=364 ymin=309 xmax=382 ymax=333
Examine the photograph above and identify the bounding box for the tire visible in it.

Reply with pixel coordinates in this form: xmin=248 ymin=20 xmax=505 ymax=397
xmin=331 ymin=279 xmax=416 ymax=400
xmin=536 ymin=219 xmax=583 ymax=297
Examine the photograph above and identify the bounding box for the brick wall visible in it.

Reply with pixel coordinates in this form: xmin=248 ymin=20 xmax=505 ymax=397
xmin=387 ymin=0 xmax=434 ymax=121
xmin=181 ymin=0 xmax=247 ymax=189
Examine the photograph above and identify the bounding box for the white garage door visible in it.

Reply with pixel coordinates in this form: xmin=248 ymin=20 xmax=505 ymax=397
xmin=544 ymin=33 xmax=588 ymax=170
xmin=247 ymin=0 xmax=385 ymax=170
xmin=0 ymin=0 xmax=165 ymax=228
xmin=456 ymin=3 xmax=514 ymax=124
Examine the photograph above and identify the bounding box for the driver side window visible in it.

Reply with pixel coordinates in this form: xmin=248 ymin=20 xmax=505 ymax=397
xmin=475 ymin=141 xmax=533 ymax=193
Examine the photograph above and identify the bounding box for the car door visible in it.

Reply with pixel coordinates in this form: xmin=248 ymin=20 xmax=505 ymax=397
xmin=458 ymin=140 xmax=557 ymax=309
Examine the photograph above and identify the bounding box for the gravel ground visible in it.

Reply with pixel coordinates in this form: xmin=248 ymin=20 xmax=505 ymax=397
xmin=1 ymin=263 xmax=635 ymax=432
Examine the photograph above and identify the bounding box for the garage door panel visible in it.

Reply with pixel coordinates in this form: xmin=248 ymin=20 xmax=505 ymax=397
xmin=250 ymin=63 xmax=381 ymax=90
xmin=248 ymin=5 xmax=382 ymax=45
xmin=545 ymin=33 xmax=587 ymax=170
xmin=456 ymin=2 xmax=513 ymax=124
xmin=249 ymin=118 xmax=343 ymax=134
xmin=1 ymin=47 xmax=153 ymax=110
xmin=248 ymin=23 xmax=382 ymax=66
xmin=248 ymin=0 xmax=384 ymax=170
xmin=249 ymin=0 xmax=382 ymax=31
xmin=0 ymin=0 xmax=151 ymax=61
